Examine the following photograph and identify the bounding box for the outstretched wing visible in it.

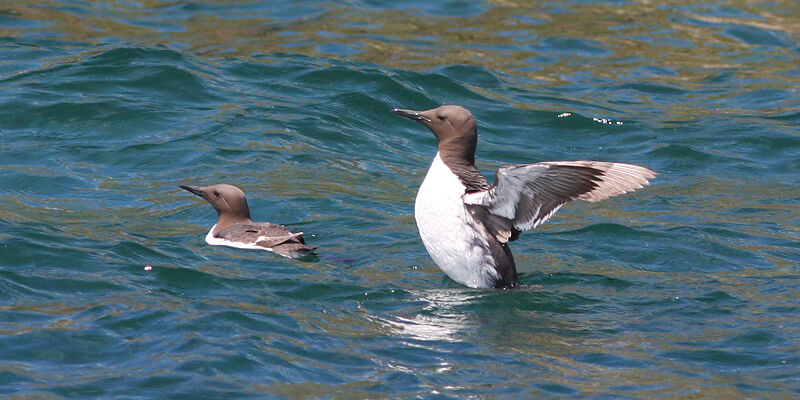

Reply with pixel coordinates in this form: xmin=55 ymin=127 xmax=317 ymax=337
xmin=463 ymin=161 xmax=656 ymax=243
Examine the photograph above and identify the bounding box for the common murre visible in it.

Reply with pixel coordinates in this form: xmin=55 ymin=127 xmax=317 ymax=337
xmin=393 ymin=105 xmax=656 ymax=289
xmin=179 ymin=184 xmax=316 ymax=259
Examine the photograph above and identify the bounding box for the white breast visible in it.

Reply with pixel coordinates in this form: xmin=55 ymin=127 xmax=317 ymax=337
xmin=414 ymin=153 xmax=499 ymax=288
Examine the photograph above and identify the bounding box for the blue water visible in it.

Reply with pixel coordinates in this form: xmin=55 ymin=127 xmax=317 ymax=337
xmin=1 ymin=1 xmax=799 ymax=398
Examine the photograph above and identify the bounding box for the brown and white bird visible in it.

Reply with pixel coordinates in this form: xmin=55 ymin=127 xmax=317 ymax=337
xmin=393 ymin=105 xmax=655 ymax=289
xmin=179 ymin=184 xmax=316 ymax=259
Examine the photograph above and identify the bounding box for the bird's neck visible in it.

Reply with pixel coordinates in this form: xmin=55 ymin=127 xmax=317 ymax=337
xmin=436 ymin=140 xmax=490 ymax=193
xmin=213 ymin=213 xmax=253 ymax=234
xmin=438 ymin=136 xmax=476 ymax=166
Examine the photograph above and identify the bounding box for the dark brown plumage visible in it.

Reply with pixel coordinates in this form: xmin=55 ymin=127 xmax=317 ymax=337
xmin=179 ymin=184 xmax=316 ymax=259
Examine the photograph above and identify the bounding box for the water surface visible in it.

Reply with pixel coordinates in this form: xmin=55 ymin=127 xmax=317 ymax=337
xmin=1 ymin=1 xmax=798 ymax=398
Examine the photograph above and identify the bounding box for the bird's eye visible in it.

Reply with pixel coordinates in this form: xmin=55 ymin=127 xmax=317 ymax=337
xmin=437 ymin=115 xmax=446 ymax=121
xmin=213 ymin=191 xmax=220 ymax=197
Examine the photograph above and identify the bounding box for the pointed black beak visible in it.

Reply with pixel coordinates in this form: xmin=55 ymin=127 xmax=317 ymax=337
xmin=179 ymin=185 xmax=208 ymax=199
xmin=392 ymin=108 xmax=432 ymax=123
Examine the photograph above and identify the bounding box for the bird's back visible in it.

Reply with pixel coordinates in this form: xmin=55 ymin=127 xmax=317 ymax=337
xmin=207 ymin=222 xmax=315 ymax=258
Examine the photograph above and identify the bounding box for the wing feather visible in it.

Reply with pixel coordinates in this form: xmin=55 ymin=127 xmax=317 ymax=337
xmin=215 ymin=222 xmax=305 ymax=248
xmin=463 ymin=161 xmax=655 ymax=242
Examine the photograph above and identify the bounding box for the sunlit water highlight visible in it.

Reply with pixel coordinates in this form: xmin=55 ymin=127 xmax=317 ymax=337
xmin=1 ymin=1 xmax=798 ymax=398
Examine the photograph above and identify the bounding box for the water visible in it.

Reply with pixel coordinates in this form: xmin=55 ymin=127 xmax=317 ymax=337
xmin=1 ymin=0 xmax=798 ymax=398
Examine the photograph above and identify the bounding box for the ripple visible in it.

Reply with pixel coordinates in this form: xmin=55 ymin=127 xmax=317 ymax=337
xmin=0 ymin=0 xmax=798 ymax=398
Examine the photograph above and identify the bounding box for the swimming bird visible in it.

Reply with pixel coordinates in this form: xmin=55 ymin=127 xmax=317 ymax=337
xmin=393 ymin=105 xmax=655 ymax=289
xmin=179 ymin=183 xmax=316 ymax=259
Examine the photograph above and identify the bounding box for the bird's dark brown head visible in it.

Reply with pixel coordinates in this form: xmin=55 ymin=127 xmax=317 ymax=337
xmin=179 ymin=183 xmax=253 ymax=230
xmin=393 ymin=105 xmax=479 ymax=164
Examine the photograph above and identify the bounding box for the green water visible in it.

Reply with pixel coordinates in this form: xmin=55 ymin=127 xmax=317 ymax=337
xmin=1 ymin=1 xmax=798 ymax=398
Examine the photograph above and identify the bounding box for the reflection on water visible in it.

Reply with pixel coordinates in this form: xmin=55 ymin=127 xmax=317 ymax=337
xmin=1 ymin=0 xmax=798 ymax=398
xmin=381 ymin=289 xmax=486 ymax=342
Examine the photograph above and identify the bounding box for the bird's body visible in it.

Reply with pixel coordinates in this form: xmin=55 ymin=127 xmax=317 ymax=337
xmin=180 ymin=184 xmax=315 ymax=259
xmin=393 ymin=105 xmax=655 ymax=288
xmin=415 ymin=153 xmax=507 ymax=288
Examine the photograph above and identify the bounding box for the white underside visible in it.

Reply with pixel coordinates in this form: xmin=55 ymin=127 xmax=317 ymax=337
xmin=204 ymin=224 xmax=295 ymax=258
xmin=415 ymin=153 xmax=498 ymax=288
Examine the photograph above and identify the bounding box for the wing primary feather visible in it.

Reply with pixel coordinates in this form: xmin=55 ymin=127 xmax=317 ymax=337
xmin=470 ymin=161 xmax=655 ymax=240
